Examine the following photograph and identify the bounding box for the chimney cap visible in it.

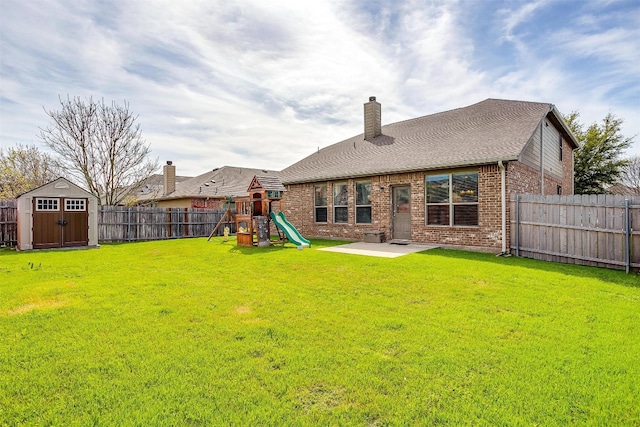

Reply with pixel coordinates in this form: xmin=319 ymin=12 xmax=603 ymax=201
xmin=369 ymin=96 xmax=376 ymax=102
xmin=166 ymin=160 xmax=173 ymax=165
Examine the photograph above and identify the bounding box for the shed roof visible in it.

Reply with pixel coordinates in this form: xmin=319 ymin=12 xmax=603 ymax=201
xmin=16 ymin=177 xmax=97 ymax=200
xmin=280 ymin=98 xmax=578 ymax=184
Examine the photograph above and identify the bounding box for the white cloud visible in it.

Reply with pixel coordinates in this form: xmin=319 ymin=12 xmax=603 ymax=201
xmin=1 ymin=0 xmax=639 ymax=176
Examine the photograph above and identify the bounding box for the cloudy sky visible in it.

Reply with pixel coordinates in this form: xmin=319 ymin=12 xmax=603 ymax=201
xmin=1 ymin=0 xmax=638 ymax=177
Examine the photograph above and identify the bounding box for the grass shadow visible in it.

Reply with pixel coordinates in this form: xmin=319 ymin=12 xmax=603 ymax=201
xmin=415 ymin=248 xmax=640 ymax=288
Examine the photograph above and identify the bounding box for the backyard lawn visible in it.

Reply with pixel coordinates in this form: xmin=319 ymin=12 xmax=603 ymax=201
xmin=1 ymin=238 xmax=638 ymax=426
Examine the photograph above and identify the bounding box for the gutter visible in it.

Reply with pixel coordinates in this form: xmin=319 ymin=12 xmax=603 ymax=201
xmin=280 ymin=157 xmax=520 ymax=185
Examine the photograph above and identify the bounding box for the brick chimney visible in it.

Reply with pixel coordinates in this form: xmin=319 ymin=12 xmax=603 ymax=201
xmin=364 ymin=96 xmax=381 ymax=140
xmin=163 ymin=161 xmax=176 ymax=195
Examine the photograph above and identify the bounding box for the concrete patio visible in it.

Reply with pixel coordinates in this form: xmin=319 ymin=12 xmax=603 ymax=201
xmin=318 ymin=241 xmax=439 ymax=258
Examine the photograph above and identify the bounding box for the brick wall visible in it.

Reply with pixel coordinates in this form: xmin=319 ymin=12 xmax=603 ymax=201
xmin=191 ymin=198 xmax=225 ymax=209
xmin=282 ymin=159 xmax=574 ymax=251
xmin=284 ymin=166 xmax=510 ymax=250
xmin=507 ymin=160 xmax=569 ymax=196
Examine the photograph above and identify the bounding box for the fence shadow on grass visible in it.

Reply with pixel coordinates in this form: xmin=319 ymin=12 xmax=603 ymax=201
xmin=414 ymin=248 xmax=640 ymax=289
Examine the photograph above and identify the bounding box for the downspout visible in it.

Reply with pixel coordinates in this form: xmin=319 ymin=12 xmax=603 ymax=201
xmin=498 ymin=161 xmax=507 ymax=255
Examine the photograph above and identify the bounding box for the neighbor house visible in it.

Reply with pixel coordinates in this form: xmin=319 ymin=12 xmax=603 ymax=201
xmin=279 ymin=97 xmax=579 ymax=252
xmin=135 ymin=162 xmax=281 ymax=209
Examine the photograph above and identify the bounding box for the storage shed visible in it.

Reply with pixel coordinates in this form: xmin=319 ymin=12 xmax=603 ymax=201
xmin=16 ymin=177 xmax=99 ymax=250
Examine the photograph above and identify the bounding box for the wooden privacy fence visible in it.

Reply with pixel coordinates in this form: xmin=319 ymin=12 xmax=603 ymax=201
xmin=98 ymin=206 xmax=234 ymax=242
xmin=511 ymin=194 xmax=640 ymax=272
xmin=0 ymin=200 xmax=17 ymax=247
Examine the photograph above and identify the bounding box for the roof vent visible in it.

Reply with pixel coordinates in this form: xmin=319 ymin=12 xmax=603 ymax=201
xmin=369 ymin=96 xmax=376 ymax=102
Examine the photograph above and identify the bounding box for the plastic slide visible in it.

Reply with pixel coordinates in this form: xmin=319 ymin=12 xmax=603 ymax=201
xmin=270 ymin=212 xmax=311 ymax=248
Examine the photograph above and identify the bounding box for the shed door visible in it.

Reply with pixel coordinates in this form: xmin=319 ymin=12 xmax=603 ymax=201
xmin=33 ymin=198 xmax=62 ymax=249
xmin=392 ymin=186 xmax=411 ymax=240
xmin=63 ymin=198 xmax=89 ymax=247
xmin=32 ymin=198 xmax=89 ymax=249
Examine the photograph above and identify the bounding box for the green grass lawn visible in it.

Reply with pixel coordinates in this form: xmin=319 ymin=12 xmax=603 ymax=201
xmin=1 ymin=238 xmax=638 ymax=426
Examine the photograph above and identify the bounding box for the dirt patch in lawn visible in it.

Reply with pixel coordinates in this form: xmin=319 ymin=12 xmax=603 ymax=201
xmin=234 ymin=305 xmax=252 ymax=315
xmin=6 ymin=300 xmax=67 ymax=316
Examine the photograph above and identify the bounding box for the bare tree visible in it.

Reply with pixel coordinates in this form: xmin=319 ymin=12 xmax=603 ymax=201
xmin=39 ymin=96 xmax=159 ymax=205
xmin=0 ymin=144 xmax=61 ymax=199
xmin=620 ymin=155 xmax=640 ymax=195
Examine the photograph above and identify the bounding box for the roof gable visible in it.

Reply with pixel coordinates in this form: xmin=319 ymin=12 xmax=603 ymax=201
xmin=280 ymin=99 xmax=567 ymax=184
xmin=248 ymin=175 xmax=287 ymax=192
xmin=17 ymin=177 xmax=97 ymax=200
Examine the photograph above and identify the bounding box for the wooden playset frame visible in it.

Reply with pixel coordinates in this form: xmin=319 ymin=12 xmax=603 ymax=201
xmin=234 ymin=176 xmax=286 ymax=247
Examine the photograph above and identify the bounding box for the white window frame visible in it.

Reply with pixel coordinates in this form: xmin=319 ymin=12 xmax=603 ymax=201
xmin=65 ymin=198 xmax=86 ymax=211
xmin=35 ymin=198 xmax=60 ymax=211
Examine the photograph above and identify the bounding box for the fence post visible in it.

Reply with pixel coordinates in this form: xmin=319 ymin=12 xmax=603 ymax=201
xmin=625 ymin=199 xmax=630 ymax=274
xmin=127 ymin=207 xmax=132 ymax=242
xmin=515 ymin=195 xmax=520 ymax=257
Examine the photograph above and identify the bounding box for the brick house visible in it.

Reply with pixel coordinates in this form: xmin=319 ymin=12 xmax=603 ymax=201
xmin=279 ymin=97 xmax=579 ymax=252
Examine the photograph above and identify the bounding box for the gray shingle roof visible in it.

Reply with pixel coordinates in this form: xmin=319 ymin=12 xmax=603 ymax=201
xmin=160 ymin=166 xmax=280 ymax=200
xmin=133 ymin=174 xmax=192 ymax=201
xmin=280 ymin=98 xmax=574 ymax=184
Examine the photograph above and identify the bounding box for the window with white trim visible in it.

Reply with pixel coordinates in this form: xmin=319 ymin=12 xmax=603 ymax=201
xmin=559 ymin=134 xmax=563 ymax=161
xmin=65 ymin=199 xmax=86 ymax=211
xmin=36 ymin=198 xmax=59 ymax=211
xmin=426 ymin=172 xmax=478 ymax=226
xmin=355 ymin=180 xmax=372 ymax=223
xmin=333 ymin=182 xmax=348 ymax=223
xmin=314 ymin=184 xmax=327 ymax=223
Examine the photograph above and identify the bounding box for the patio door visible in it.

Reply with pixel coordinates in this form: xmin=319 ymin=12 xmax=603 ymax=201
xmin=392 ymin=186 xmax=411 ymax=240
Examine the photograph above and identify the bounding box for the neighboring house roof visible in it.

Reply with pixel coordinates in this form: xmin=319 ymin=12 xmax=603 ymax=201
xmin=280 ymin=98 xmax=579 ymax=184
xmin=608 ymin=183 xmax=640 ymax=195
xmin=129 ymin=174 xmax=192 ymax=203
xmin=158 ymin=166 xmax=281 ymax=201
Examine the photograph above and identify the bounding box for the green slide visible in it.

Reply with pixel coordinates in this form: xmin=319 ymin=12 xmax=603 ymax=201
xmin=270 ymin=212 xmax=311 ymax=248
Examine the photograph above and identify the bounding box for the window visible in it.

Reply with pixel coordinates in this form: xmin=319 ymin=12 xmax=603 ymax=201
xmin=355 ymin=180 xmax=372 ymax=223
xmin=314 ymin=184 xmax=327 ymax=223
xmin=426 ymin=174 xmax=449 ymax=225
xmin=426 ymin=172 xmax=478 ymax=226
xmin=559 ymin=134 xmax=563 ymax=161
xmin=557 ymin=185 xmax=562 ymax=195
xmin=36 ymin=198 xmax=59 ymax=211
xmin=65 ymin=199 xmax=86 ymax=211
xmin=333 ymin=182 xmax=348 ymax=223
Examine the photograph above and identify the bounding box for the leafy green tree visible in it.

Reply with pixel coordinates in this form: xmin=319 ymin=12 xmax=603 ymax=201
xmin=564 ymin=112 xmax=634 ymax=194
xmin=0 ymin=145 xmax=61 ymax=199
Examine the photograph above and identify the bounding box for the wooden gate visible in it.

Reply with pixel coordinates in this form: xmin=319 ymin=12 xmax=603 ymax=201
xmin=33 ymin=197 xmax=89 ymax=249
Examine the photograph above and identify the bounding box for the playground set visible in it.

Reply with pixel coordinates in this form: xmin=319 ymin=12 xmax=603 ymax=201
xmin=209 ymin=175 xmax=309 ymax=248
